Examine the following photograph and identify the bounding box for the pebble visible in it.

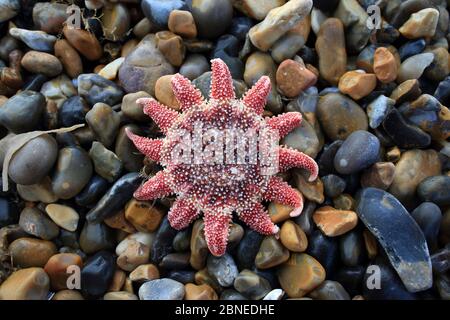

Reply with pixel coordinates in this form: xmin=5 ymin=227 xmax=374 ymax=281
xmin=276 ymin=59 xmax=317 ymax=98
xmin=339 ymin=230 xmax=365 ymax=267
xmin=255 ymin=236 xmax=290 ymax=269
xmin=233 ymin=269 xmax=272 ymax=300
xmin=168 ymin=10 xmax=197 ymax=39
xmin=85 ymin=103 xmax=121 ymax=148
xmin=129 ymin=264 xmax=160 ymax=282
xmin=315 ymin=18 xmax=347 ymax=85
xmin=398 ymin=39 xmax=426 ymax=61
xmin=207 ymin=253 xmax=239 ymax=287
xmin=44 ymin=253 xmax=83 ymax=290
xmin=52 ymin=147 xmax=93 ymax=200
xmin=338 ymin=71 xmax=377 ymax=100
xmin=0 ymin=90 xmax=45 ymax=133
xmin=411 ymin=202 xmax=442 ymax=251
xmin=118 ymin=34 xmax=175 ymax=96
xmin=248 ymin=0 xmax=312 ymax=52
xmin=399 ymin=8 xmax=439 ymax=39
xmin=8 ymin=134 xmax=58 ymax=185
xmin=40 ymin=75 xmax=77 ymax=107
xmin=32 ymin=2 xmax=68 ymax=34
xmin=156 ymin=31 xmax=186 ymax=67
xmin=179 ymin=54 xmax=210 ymax=80
xmin=16 ymin=178 xmax=57 ymax=204
xmin=9 ymin=237 xmax=57 ymax=268
xmin=356 ymin=188 xmax=432 ymax=292
xmin=236 ymin=229 xmax=264 ymax=270
xmin=44 ymin=203 xmax=79 ymax=232
xmin=21 ymin=51 xmax=62 ymax=77
xmin=104 ymin=210 xmax=136 ymax=234
xmin=360 ymin=162 xmax=396 ymax=190
xmin=78 ymin=74 xmax=124 ymax=107
xmin=293 ymin=170 xmax=324 ymax=204
xmin=0 ymin=197 xmax=18 ymax=227
xmin=9 ymin=28 xmax=56 ymax=53
xmin=279 ymin=220 xmax=308 ymax=252
xmin=417 ymin=176 xmax=450 ymax=207
xmin=155 ymin=74 xmax=180 ymax=110
xmin=322 ymin=174 xmax=346 ymax=198
xmin=308 ymin=280 xmax=350 ymax=300
xmin=19 ymin=207 xmax=59 ymax=240
xmin=373 ymin=47 xmax=398 ymax=83
xmin=185 ymin=283 xmax=218 ymax=300
xmin=52 ymin=290 xmax=84 ymax=300
xmin=58 ymin=96 xmax=88 ymax=127
xmin=389 ymin=149 xmax=441 ymax=208
xmin=334 ymin=130 xmax=380 ymax=175
xmin=75 ymin=175 xmax=110 ymax=208
xmin=277 ymin=253 xmax=326 ymax=298
xmin=63 ymin=26 xmax=103 ymax=61
xmin=220 ymin=289 xmax=248 ymax=300
xmin=0 ymin=267 xmax=49 ymax=300
xmin=397 ymin=53 xmax=434 ymax=83
xmin=116 ymin=239 xmax=150 ymax=271
xmin=101 ymin=3 xmax=130 ymax=41
xmin=79 ymin=221 xmax=114 ymax=254
xmin=281 ymin=120 xmax=321 ymax=158
xmin=89 ymin=141 xmax=123 ymax=183
xmin=81 ymin=251 xmax=115 ymax=298
xmin=0 ymin=0 xmax=20 ymax=23
xmin=191 ymin=0 xmax=233 ymax=39
xmin=141 ymin=0 xmax=188 ymax=30
xmin=98 ymin=58 xmax=125 ymax=81
xmin=151 ymin=217 xmax=178 ymax=264
xmin=124 ymin=199 xmax=165 ymax=232
xmin=316 ymin=93 xmax=368 ymax=141
xmin=115 ymin=125 xmax=145 ymax=172
xmin=104 ymin=291 xmax=138 ymax=300
xmin=121 ymin=92 xmax=150 ymax=121
xmin=139 ymin=278 xmax=185 ymax=300
xmin=366 ymin=95 xmax=395 ymax=129
xmin=313 ymin=206 xmax=358 ymax=237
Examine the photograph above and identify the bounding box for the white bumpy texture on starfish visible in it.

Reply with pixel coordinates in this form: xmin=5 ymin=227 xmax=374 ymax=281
xmin=126 ymin=58 xmax=319 ymax=256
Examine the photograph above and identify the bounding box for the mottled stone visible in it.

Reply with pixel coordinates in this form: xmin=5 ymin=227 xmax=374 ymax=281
xmin=366 ymin=95 xmax=395 ymax=129
xmin=280 ymin=220 xmax=308 ymax=252
xmin=19 ymin=207 xmax=59 ymax=240
xmin=207 ymin=253 xmax=239 ymax=287
xmin=85 ymin=103 xmax=121 ymax=147
xmin=139 ymin=278 xmax=185 ymax=300
xmin=399 ymin=8 xmax=439 ymax=39
xmin=124 ymin=199 xmax=165 ymax=232
xmin=81 ymin=251 xmax=115 ymax=298
xmin=373 ymin=47 xmax=398 ymax=83
xmin=78 ymin=74 xmax=124 ymax=107
xmin=397 ymin=53 xmax=434 ymax=83
xmin=45 ymin=203 xmax=79 ymax=232
xmin=338 ymin=71 xmax=377 ymax=100
xmin=313 ymin=206 xmax=358 ymax=237
xmin=255 ymin=236 xmax=290 ymax=269
xmin=89 ymin=141 xmax=123 ymax=182
xmin=234 ymin=269 xmax=272 ymax=300
xmin=277 ymin=59 xmax=317 ymax=98
xmin=0 ymin=268 xmax=49 ymax=300
xmin=9 ymin=237 xmax=57 ymax=268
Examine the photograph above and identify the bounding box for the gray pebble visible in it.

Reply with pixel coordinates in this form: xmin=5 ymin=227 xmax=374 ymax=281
xmin=139 ymin=278 xmax=185 ymax=300
xmin=207 ymin=253 xmax=239 ymax=287
xmin=19 ymin=207 xmax=59 ymax=240
xmin=89 ymin=141 xmax=123 ymax=182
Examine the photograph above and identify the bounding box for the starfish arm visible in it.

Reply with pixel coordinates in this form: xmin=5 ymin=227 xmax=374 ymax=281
xmin=242 ymin=76 xmax=271 ymax=115
xmin=203 ymin=210 xmax=232 ymax=257
xmin=263 ymin=176 xmax=304 ymax=217
xmin=238 ymin=202 xmax=279 ymax=235
xmin=278 ymin=147 xmax=319 ymax=181
xmin=133 ymin=171 xmax=173 ymax=200
xmin=266 ymin=112 xmax=302 ymax=138
xmin=171 ymin=73 xmax=204 ymax=111
xmin=210 ymin=58 xmax=235 ymax=101
xmin=137 ymin=98 xmax=179 ymax=134
xmin=125 ymin=128 xmax=163 ymax=163
xmin=168 ymin=197 xmax=200 ymax=230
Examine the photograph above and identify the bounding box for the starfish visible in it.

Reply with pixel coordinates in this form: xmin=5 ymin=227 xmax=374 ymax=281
xmin=126 ymin=59 xmax=318 ymax=256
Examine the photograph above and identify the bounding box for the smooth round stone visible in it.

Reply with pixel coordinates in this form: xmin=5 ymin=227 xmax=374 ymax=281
xmin=32 ymin=2 xmax=68 ymax=34
xmin=81 ymin=251 xmax=115 ymax=298
xmin=255 ymin=236 xmax=290 ymax=269
xmin=0 ymin=197 xmax=19 ymax=227
xmin=306 ymin=230 xmax=339 ymax=275
xmin=8 ymin=134 xmax=57 ymax=186
xmin=0 ymin=267 xmax=49 ymax=300
xmin=316 ymin=93 xmax=368 ymax=141
xmin=206 ymin=253 xmax=239 ymax=287
xmin=167 ymin=270 xmax=195 ymax=284
xmin=185 ymin=283 xmax=218 ymax=300
xmin=411 ymin=202 xmax=442 ymax=251
xmin=9 ymin=28 xmax=56 ymax=52
xmin=281 ymin=121 xmax=320 ymax=158
xmin=141 ymin=0 xmax=188 ymax=29
xmin=308 ymin=280 xmax=350 ymax=300
xmin=313 ymin=206 xmax=358 ymax=237
xmin=129 ymin=264 xmax=160 ymax=282
xmin=417 ymin=176 xmax=450 ymax=207
xmin=160 ymin=252 xmax=190 ymax=270
xmin=117 ymin=239 xmax=150 ymax=271
xmin=172 ymin=229 xmax=191 ymax=253
xmin=317 ymin=140 xmax=343 ymax=175
xmin=101 ymin=3 xmax=130 ymax=41
xmin=360 ymin=162 xmax=396 ymax=190
xmin=280 ymin=220 xmax=308 ymax=252
xmin=356 ymin=188 xmax=432 ymax=293
xmin=366 ymin=95 xmax=395 ymax=129
xmin=156 ymin=31 xmax=186 ymax=67
xmin=397 ymin=53 xmax=434 ymax=83
xmin=125 ymin=199 xmax=164 ymax=233
xmin=54 ymin=39 xmax=83 ymax=78
xmin=89 ymin=141 xmax=123 ymax=183
xmin=9 ymin=237 xmax=57 ymax=268
xmin=44 ymin=253 xmax=83 ymax=290
xmin=179 ymin=54 xmax=210 ymax=80
xmin=104 ymin=291 xmax=138 ymax=300
xmin=155 ymin=74 xmax=180 ymax=110
xmin=234 ymin=269 xmax=272 ymax=300
xmin=63 ymin=26 xmax=103 ymax=61
xmin=334 ymin=130 xmax=380 ymax=175
xmin=78 ymin=74 xmax=124 ymax=107
xmin=192 ymin=0 xmax=233 ymax=39
xmin=0 ymin=0 xmax=20 ymax=23
xmin=21 ymin=51 xmax=62 ymax=77
xmin=220 ymin=289 xmax=248 ymax=300
xmin=139 ymin=278 xmax=185 ymax=300
xmin=85 ymin=103 xmax=121 ymax=148
xmin=236 ymin=229 xmax=264 ymax=270
xmin=0 ymin=90 xmax=45 ymax=133
xmin=58 ymin=96 xmax=89 ymax=127
xmin=398 ymin=39 xmax=426 ymax=61
xmin=339 ymin=230 xmax=365 ymax=267
xmin=115 ymin=125 xmax=145 ymax=172
xmin=277 ymin=253 xmax=326 ymax=298
xmin=168 ymin=10 xmax=197 ymax=38
xmin=277 ymin=59 xmax=317 ymax=98
xmin=79 ymin=221 xmax=114 ymax=255
xmin=263 ymin=288 xmax=284 ymax=300
xmin=45 ymin=204 xmax=79 ymax=232
xmin=52 ymin=147 xmax=93 ymax=200
xmin=322 ymin=174 xmax=346 ymax=198
xmin=389 ymin=149 xmax=441 ymax=208
xmin=116 ymin=232 xmax=155 ymax=255
xmin=151 ymin=217 xmax=178 ymax=264
xmin=52 ymin=290 xmax=84 ymax=300
xmin=118 ymin=35 xmax=175 ymax=96
xmin=104 ymin=210 xmax=136 ymax=234
xmin=75 ymin=175 xmax=110 ymax=207
xmin=121 ymin=91 xmax=150 ymax=122
xmin=19 ymin=207 xmax=59 ymax=240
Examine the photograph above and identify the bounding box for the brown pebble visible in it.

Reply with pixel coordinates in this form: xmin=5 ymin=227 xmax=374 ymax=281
xmin=156 ymin=31 xmax=186 ymax=67
xmin=389 ymin=79 xmax=421 ymax=103
xmin=373 ymin=47 xmax=398 ymax=83
xmin=155 ymin=74 xmax=180 ymax=110
xmin=124 ymin=199 xmax=165 ymax=232
xmin=104 ymin=210 xmax=137 ymax=233
xmin=255 ymin=236 xmax=290 ymax=269
xmin=338 ymin=70 xmax=377 ymax=100
xmin=52 ymin=290 xmax=84 ymax=300
xmin=194 ymin=269 xmax=222 ymax=294
xmin=0 ymin=267 xmax=49 ymax=300
xmin=168 ymin=10 xmax=197 ymax=39
xmin=361 ymin=162 xmax=396 ymax=190
xmin=280 ymin=220 xmax=308 ymax=252
xmin=63 ymin=26 xmax=103 ymax=61
xmin=108 ymin=270 xmax=126 ymax=292
xmin=116 ymin=239 xmax=150 ymax=272
xmin=54 ymin=39 xmax=83 ymax=78
xmin=333 ymin=194 xmax=355 ymax=211
xmin=293 ymin=170 xmax=324 ymax=204
xmin=44 ymin=253 xmax=83 ymax=291
xmin=104 ymin=291 xmax=138 ymax=300
xmin=129 ymin=264 xmax=160 ymax=282
xmin=10 ymin=237 xmax=57 ymax=268
xmin=21 ymin=51 xmax=62 ymax=77
xmin=185 ymin=283 xmax=218 ymax=300
xmin=276 ymin=59 xmax=317 ymax=98
xmin=312 ymin=206 xmax=358 ymax=236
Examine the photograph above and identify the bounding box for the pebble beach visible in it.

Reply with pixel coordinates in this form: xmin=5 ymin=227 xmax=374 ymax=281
xmin=0 ymin=0 xmax=449 ymax=301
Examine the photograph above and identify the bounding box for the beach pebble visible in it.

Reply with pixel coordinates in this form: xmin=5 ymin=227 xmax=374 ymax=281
xmin=360 ymin=162 xmax=396 ymax=190
xmin=32 ymin=2 xmax=68 ymax=34
xmin=85 ymin=103 xmax=121 ymax=147
xmin=276 ymin=59 xmax=317 ymax=98
xmin=411 ymin=202 xmax=442 ymax=251
xmin=89 ymin=141 xmax=123 ymax=182
xmin=9 ymin=237 xmax=57 ymax=268
xmin=168 ymin=10 xmax=197 ymax=39
xmin=185 ymin=283 xmax=218 ymax=300
xmin=373 ymin=47 xmax=398 ymax=83
xmin=156 ymin=31 xmax=185 ymax=67
xmin=141 ymin=0 xmax=189 ymax=29
xmin=101 ymin=3 xmax=130 ymax=42
xmin=21 ymin=51 xmax=62 ymax=77
xmin=155 ymin=75 xmax=180 ymax=110
xmin=78 ymin=74 xmax=124 ymax=107
xmin=233 ymin=269 xmax=272 ymax=300
xmin=179 ymin=54 xmax=210 ymax=80
xmin=0 ymin=0 xmax=20 ymax=23
xmin=338 ymin=70 xmax=377 ymax=100
xmin=81 ymin=251 xmax=115 ymax=298
xmin=399 ymin=8 xmax=439 ymax=39
xmin=63 ymin=26 xmax=103 ymax=61
xmin=79 ymin=221 xmax=114 ymax=254
xmin=44 ymin=253 xmax=83 ymax=290
xmin=313 ymin=206 xmax=358 ymax=237
xmin=0 ymin=267 xmax=49 ymax=300
xmin=207 ymin=253 xmax=239 ymax=287
xmin=192 ymin=0 xmax=233 ymax=39
xmin=397 ymin=53 xmax=434 ymax=83
xmin=366 ymin=95 xmax=395 ymax=129
xmin=124 ymin=199 xmax=165 ymax=233
xmin=139 ymin=278 xmax=185 ymax=300
xmin=9 ymin=28 xmax=56 ymax=52
xmin=309 ymin=280 xmax=350 ymax=300
xmin=45 ymin=203 xmax=79 ymax=232
xmin=19 ymin=207 xmax=59 ymax=240
xmin=417 ymin=176 xmax=450 ymax=207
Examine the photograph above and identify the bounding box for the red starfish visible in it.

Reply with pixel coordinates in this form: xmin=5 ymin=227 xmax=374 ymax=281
xmin=126 ymin=59 xmax=318 ymax=256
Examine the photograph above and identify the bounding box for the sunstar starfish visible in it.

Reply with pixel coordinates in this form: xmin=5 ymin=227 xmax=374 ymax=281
xmin=126 ymin=59 xmax=318 ymax=256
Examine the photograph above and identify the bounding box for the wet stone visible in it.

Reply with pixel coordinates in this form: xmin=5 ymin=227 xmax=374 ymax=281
xmin=306 ymin=230 xmax=339 ymax=275
xmin=79 ymin=221 xmax=114 ymax=255
xmin=398 ymin=39 xmax=426 ymax=61
xmin=185 ymin=283 xmax=218 ymax=300
xmin=322 ymin=174 xmax=346 ymax=198
xmin=19 ymin=207 xmax=59 ymax=240
xmin=62 ymin=26 xmax=103 ymax=61
xmin=125 ymin=199 xmax=165 ymax=233
xmin=338 ymin=70 xmax=377 ymax=101
xmin=139 ymin=278 xmax=185 ymax=300
xmin=168 ymin=10 xmax=197 ymax=39
xmin=81 ymin=251 xmax=115 ymax=298
xmin=9 ymin=237 xmax=57 ymax=268
xmin=220 ymin=289 xmax=248 ymax=300
xmin=366 ymin=95 xmax=395 ymax=129
xmin=0 ymin=267 xmax=49 ymax=300
xmin=417 ymin=176 xmax=450 ymax=207
xmin=121 ymin=92 xmax=150 ymax=122
xmin=151 ymin=217 xmax=178 ymax=264
xmin=0 ymin=198 xmax=18 ymax=227
xmin=141 ymin=0 xmax=189 ymax=30
xmin=294 ymin=200 xmax=316 ymax=236
xmin=167 ymin=270 xmax=195 ymax=284
xmin=255 ymin=236 xmax=290 ymax=269
xmin=75 ymin=175 xmax=110 ymax=208
xmin=411 ymin=202 xmax=442 ymax=251
xmin=360 ymin=162 xmax=396 ymax=190
xmin=356 ymin=188 xmax=432 ymax=292
xmin=117 ymin=239 xmax=150 ymax=271
xmin=280 ymin=220 xmax=308 ymax=252
xmin=78 ymin=74 xmax=124 ymax=107
xmin=115 ymin=125 xmax=145 ymax=172
xmin=44 ymin=253 xmax=83 ymax=290
xmin=9 ymin=28 xmax=56 ymax=53
xmin=192 ymin=0 xmax=233 ymax=40
xmin=397 ymin=53 xmax=434 ymax=83
xmin=308 ymin=280 xmax=350 ymax=300
xmin=89 ymin=141 xmax=123 ymax=183
xmin=58 ymin=96 xmax=89 ymax=127
xmin=179 ymin=54 xmax=210 ymax=80
xmin=156 ymin=31 xmax=185 ymax=67
xmin=85 ymin=103 xmax=121 ymax=148
xmin=207 ymin=253 xmax=239 ymax=287
xmin=234 ymin=269 xmax=272 ymax=300
xmin=236 ymin=229 xmax=264 ymax=270
xmin=339 ymin=230 xmax=365 ymax=267
xmin=45 ymin=203 xmax=79 ymax=232
xmin=313 ymin=206 xmax=358 ymax=237
xmin=130 ymin=264 xmax=160 ymax=282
